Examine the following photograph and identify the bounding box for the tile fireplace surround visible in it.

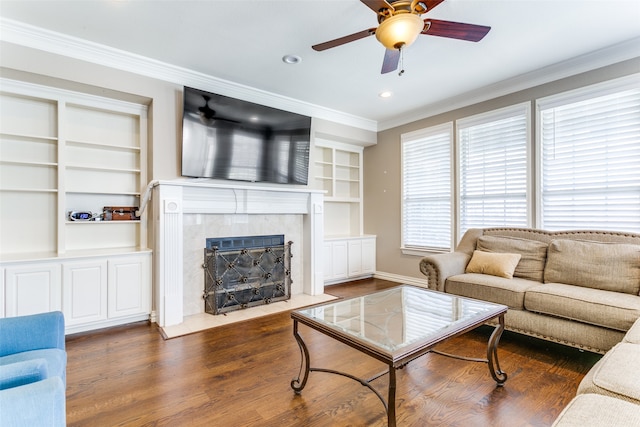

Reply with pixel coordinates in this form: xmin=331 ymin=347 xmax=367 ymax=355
xmin=152 ymin=180 xmax=325 ymax=327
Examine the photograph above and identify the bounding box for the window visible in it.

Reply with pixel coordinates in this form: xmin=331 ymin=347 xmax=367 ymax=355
xmin=401 ymin=123 xmax=452 ymax=252
xmin=538 ymin=76 xmax=640 ymax=232
xmin=400 ymin=74 xmax=639 ymax=253
xmin=457 ymin=104 xmax=530 ymax=235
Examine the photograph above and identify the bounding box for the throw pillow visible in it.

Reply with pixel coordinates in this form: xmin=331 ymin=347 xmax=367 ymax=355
xmin=465 ymin=250 xmax=522 ymax=279
xmin=477 ymin=235 xmax=548 ymax=282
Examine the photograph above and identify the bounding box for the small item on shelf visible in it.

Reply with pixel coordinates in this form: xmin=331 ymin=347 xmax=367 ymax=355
xmin=103 ymin=206 xmax=139 ymax=221
xmin=68 ymin=211 xmax=95 ymax=221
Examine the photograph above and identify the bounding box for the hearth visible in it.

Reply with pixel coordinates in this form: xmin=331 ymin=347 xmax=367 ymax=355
xmin=203 ymin=235 xmax=292 ymax=315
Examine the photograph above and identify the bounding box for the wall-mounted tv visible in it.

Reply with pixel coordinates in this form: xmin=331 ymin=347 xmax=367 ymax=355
xmin=181 ymin=86 xmax=312 ymax=185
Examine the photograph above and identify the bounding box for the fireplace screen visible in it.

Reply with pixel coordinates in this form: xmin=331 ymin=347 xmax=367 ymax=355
xmin=203 ymin=235 xmax=292 ymax=315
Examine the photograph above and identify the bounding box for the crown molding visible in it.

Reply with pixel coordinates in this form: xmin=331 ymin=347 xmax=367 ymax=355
xmin=378 ymin=37 xmax=640 ymax=131
xmin=0 ymin=17 xmax=378 ymax=132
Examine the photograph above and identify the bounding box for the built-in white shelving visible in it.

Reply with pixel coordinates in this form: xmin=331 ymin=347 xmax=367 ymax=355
xmin=0 ymin=79 xmax=151 ymax=332
xmin=313 ymin=138 xmax=375 ymax=283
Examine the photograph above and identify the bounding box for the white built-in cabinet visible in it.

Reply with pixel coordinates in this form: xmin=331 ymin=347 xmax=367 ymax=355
xmin=314 ymin=138 xmax=376 ymax=284
xmin=323 ymin=236 xmax=376 ymax=284
xmin=0 ymin=79 xmax=151 ymax=333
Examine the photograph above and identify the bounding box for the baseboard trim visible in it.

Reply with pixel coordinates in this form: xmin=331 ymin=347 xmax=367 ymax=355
xmin=373 ymin=271 xmax=428 ymax=288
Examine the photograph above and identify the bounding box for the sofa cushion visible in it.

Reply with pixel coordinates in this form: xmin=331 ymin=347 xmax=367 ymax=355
xmin=551 ymin=393 xmax=640 ymax=427
xmin=525 ymin=283 xmax=640 ymax=332
xmin=445 ymin=273 xmax=538 ymax=309
xmin=465 ymin=250 xmax=521 ymax=279
xmin=0 ymin=349 xmax=67 ymax=385
xmin=524 ymin=283 xmax=640 ymax=332
xmin=577 ymin=342 xmax=640 ymax=404
xmin=544 ymin=239 xmax=640 ymax=295
xmin=477 ymin=235 xmax=548 ymax=282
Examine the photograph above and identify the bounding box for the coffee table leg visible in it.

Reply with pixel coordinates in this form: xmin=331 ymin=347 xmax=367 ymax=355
xmin=291 ymin=319 xmax=310 ymax=394
xmin=487 ymin=313 xmax=508 ymax=385
xmin=387 ymin=366 xmax=397 ymax=427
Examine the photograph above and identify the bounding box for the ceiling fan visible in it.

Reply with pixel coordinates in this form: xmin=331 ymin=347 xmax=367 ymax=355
xmin=194 ymin=95 xmax=240 ymax=126
xmin=312 ymin=0 xmax=491 ymax=74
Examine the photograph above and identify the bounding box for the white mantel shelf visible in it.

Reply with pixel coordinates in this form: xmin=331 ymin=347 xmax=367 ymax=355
xmin=152 ymin=179 xmax=325 ymax=327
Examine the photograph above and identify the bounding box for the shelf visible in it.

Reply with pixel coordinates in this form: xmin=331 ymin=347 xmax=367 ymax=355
xmin=66 ymin=164 xmax=141 ymax=173
xmin=1 ymin=160 xmax=57 ymax=167
xmin=325 ymin=197 xmax=360 ymax=203
xmin=65 ymin=220 xmax=140 ymax=225
xmin=0 ymin=132 xmax=58 ymax=142
xmin=66 ymin=190 xmax=140 ymax=196
xmin=0 ymin=188 xmax=58 ymax=193
xmin=66 ymin=139 xmax=140 ymax=152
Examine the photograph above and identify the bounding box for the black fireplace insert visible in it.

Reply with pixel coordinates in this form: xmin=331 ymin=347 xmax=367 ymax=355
xmin=203 ymin=235 xmax=292 ymax=315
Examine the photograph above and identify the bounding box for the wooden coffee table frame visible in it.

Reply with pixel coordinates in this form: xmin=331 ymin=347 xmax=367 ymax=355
xmin=290 ymin=287 xmax=507 ymax=427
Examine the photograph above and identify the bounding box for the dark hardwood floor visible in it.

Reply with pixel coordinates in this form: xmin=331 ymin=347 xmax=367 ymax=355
xmin=65 ymin=279 xmax=600 ymax=426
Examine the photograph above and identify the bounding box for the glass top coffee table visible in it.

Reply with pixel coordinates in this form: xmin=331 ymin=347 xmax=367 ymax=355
xmin=290 ymin=285 xmax=508 ymax=427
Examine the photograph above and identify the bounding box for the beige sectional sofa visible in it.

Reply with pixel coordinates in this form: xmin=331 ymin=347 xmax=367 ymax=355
xmin=552 ymin=317 xmax=640 ymax=426
xmin=419 ymin=227 xmax=640 ymax=354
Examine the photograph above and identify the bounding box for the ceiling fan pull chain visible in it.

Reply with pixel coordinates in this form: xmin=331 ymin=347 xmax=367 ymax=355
xmin=398 ymin=47 xmax=405 ymax=76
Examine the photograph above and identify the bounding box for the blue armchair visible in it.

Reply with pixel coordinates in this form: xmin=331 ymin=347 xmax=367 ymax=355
xmin=0 ymin=311 xmax=67 ymax=426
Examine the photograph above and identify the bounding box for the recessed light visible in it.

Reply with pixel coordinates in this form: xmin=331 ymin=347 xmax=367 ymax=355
xmin=282 ymin=54 xmax=302 ymax=64
xmin=379 ymin=91 xmax=393 ymax=98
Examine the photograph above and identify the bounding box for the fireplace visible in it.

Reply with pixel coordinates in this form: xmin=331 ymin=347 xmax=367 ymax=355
xmin=203 ymin=235 xmax=292 ymax=314
xmin=152 ymin=180 xmax=325 ymax=327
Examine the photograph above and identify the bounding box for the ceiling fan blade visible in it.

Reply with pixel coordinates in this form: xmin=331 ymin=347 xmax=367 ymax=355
xmin=360 ymin=0 xmax=394 ymax=13
xmin=381 ymin=49 xmax=400 ymax=74
xmin=423 ymin=0 xmax=446 ymax=12
xmin=312 ymin=28 xmax=376 ymax=51
xmin=423 ymin=19 xmax=491 ymax=42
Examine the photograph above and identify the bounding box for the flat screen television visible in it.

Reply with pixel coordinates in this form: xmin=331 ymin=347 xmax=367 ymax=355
xmin=181 ymin=86 xmax=312 ymax=185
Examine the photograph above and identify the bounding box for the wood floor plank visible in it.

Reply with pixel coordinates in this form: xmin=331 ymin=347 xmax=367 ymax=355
xmin=65 ymin=279 xmax=601 ymax=426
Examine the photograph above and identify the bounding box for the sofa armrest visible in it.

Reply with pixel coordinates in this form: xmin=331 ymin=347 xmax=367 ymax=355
xmin=0 ymin=359 xmax=49 ymax=390
xmin=0 ymin=376 xmax=66 ymax=427
xmin=419 ymin=252 xmax=471 ymax=292
xmin=0 ymin=312 xmax=65 ymax=357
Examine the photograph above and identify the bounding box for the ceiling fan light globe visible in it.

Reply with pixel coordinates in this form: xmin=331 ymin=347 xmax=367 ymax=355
xmin=375 ymin=13 xmax=424 ymax=50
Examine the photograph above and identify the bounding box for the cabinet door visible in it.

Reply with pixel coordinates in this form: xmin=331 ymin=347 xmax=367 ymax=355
xmin=63 ymin=260 xmax=107 ymax=326
xmin=329 ymin=241 xmax=348 ymax=281
xmin=347 ymin=240 xmax=363 ymax=277
xmin=361 ymin=238 xmax=376 ymax=274
xmin=4 ymin=263 xmax=61 ymax=317
xmin=108 ymin=254 xmax=150 ymax=319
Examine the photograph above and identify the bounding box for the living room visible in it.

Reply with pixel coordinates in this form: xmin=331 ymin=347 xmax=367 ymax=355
xmin=1 ymin=1 xmax=639 ymax=426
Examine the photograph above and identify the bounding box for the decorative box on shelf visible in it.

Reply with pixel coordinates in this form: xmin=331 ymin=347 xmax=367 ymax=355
xmin=104 ymin=206 xmax=139 ymax=221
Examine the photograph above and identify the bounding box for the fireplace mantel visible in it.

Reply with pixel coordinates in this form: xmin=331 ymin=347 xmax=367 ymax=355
xmin=152 ymin=180 xmax=325 ymax=327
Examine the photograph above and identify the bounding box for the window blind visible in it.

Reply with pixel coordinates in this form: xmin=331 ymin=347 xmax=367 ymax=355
xmin=538 ymin=78 xmax=640 ymax=232
xmin=401 ymin=123 xmax=452 ymax=251
xmin=458 ymin=104 xmax=529 ymax=234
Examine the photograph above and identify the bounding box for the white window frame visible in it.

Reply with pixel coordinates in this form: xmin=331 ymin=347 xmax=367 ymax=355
xmin=535 ymin=74 xmax=640 ymax=232
xmin=456 ymin=102 xmax=532 ymax=240
xmin=401 ymin=122 xmax=454 ymax=254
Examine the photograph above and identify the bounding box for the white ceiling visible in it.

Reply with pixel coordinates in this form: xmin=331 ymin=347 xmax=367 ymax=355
xmin=1 ymin=0 xmax=639 ymax=131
